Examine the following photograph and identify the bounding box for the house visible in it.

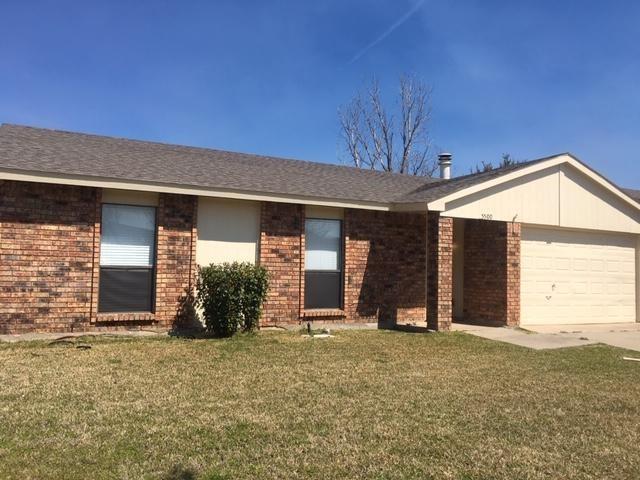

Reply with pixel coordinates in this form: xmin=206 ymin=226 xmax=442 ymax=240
xmin=1 ymin=124 xmax=639 ymax=334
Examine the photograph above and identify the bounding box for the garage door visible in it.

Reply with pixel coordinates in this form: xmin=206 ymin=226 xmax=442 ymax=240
xmin=521 ymin=227 xmax=636 ymax=325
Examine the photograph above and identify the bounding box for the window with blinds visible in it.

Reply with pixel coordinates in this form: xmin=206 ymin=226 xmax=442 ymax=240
xmin=304 ymin=218 xmax=343 ymax=309
xmin=98 ymin=204 xmax=156 ymax=312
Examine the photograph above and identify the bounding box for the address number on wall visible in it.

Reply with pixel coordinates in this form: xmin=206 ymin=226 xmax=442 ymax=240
xmin=481 ymin=213 xmax=493 ymax=220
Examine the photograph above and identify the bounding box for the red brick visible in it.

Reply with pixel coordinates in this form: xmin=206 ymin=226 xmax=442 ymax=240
xmin=0 ymin=181 xmax=96 ymax=333
xmin=344 ymin=209 xmax=427 ymax=325
xmin=427 ymin=212 xmax=453 ymax=331
xmin=259 ymin=202 xmax=304 ymax=325
xmin=463 ymin=219 xmax=521 ymax=326
xmin=0 ymin=181 xmax=198 ymax=334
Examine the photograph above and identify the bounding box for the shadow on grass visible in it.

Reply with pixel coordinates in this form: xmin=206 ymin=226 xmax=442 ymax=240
xmin=170 ymin=289 xmax=206 ymax=339
xmin=161 ymin=465 xmax=196 ymax=480
xmin=161 ymin=464 xmax=230 ymax=480
xmin=377 ymin=320 xmax=431 ymax=334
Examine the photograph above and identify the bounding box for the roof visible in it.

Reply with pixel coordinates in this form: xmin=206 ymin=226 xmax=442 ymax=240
xmin=0 ymin=124 xmax=636 ymax=209
xmin=622 ymin=188 xmax=640 ymax=202
xmin=393 ymin=157 xmax=553 ymax=204
xmin=0 ymin=124 xmax=434 ymax=206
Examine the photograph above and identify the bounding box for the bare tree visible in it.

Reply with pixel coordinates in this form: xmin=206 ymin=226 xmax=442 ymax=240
xmin=339 ymin=75 xmax=437 ymax=176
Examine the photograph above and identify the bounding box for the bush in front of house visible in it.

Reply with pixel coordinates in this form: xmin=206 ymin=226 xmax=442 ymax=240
xmin=196 ymin=262 xmax=269 ymax=337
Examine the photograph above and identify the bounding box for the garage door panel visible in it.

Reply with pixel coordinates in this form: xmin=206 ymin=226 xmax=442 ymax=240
xmin=521 ymin=227 xmax=636 ymax=325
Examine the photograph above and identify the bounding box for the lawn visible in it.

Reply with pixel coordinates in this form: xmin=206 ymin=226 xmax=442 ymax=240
xmin=0 ymin=330 xmax=639 ymax=480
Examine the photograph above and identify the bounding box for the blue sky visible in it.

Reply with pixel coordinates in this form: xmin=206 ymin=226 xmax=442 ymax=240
xmin=1 ymin=0 xmax=639 ymax=186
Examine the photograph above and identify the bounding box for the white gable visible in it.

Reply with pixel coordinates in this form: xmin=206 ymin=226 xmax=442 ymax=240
xmin=439 ymin=160 xmax=640 ymax=234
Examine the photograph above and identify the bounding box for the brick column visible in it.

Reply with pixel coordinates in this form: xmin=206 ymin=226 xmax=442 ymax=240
xmin=154 ymin=194 xmax=198 ymax=329
xmin=427 ymin=212 xmax=453 ymax=331
xmin=259 ymin=202 xmax=304 ymax=325
xmin=505 ymin=222 xmax=521 ymax=326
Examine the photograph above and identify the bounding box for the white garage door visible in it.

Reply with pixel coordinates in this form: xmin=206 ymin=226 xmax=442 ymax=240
xmin=521 ymin=227 xmax=636 ymax=325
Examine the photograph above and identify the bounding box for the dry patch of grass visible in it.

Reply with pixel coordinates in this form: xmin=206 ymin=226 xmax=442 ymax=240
xmin=0 ymin=330 xmax=639 ymax=479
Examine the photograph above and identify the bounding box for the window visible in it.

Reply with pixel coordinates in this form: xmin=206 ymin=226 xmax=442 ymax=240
xmin=305 ymin=218 xmax=342 ymax=309
xmin=99 ymin=204 xmax=156 ymax=312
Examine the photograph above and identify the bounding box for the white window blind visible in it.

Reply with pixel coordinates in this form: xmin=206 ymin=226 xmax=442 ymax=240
xmin=305 ymin=219 xmax=341 ymax=271
xmin=100 ymin=204 xmax=156 ymax=267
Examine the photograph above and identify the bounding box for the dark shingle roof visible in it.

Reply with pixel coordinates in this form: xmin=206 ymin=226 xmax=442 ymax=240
xmin=393 ymin=157 xmax=554 ymax=204
xmin=0 ymin=124 xmax=435 ymax=205
xmin=2 ymin=124 xmax=632 ymax=207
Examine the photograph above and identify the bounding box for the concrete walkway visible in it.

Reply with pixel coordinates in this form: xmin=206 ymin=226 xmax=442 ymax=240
xmin=453 ymin=322 xmax=640 ymax=352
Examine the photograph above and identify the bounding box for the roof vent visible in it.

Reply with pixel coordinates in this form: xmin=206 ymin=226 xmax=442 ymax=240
xmin=438 ymin=152 xmax=452 ymax=180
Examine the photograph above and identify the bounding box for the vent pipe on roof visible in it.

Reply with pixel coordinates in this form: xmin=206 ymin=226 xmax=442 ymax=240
xmin=438 ymin=152 xmax=452 ymax=179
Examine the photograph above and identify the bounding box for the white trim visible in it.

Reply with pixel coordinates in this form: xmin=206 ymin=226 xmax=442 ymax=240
xmin=0 ymin=167 xmax=390 ymax=211
xmin=2 ymin=154 xmax=638 ymax=215
xmin=427 ymin=154 xmax=640 ymax=213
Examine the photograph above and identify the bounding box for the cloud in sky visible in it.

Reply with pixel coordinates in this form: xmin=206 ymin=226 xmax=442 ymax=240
xmin=348 ymin=0 xmax=426 ymax=64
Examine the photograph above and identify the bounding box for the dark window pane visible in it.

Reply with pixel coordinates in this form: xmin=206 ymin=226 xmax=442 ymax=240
xmin=305 ymin=271 xmax=341 ymax=309
xmin=99 ymin=268 xmax=154 ymax=312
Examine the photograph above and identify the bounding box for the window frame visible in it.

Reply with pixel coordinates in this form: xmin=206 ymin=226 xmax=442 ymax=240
xmin=304 ymin=217 xmax=344 ymax=310
xmin=98 ymin=202 xmax=158 ymax=313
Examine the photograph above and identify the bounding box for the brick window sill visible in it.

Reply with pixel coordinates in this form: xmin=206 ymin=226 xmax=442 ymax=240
xmin=96 ymin=312 xmax=156 ymax=322
xmin=302 ymin=309 xmax=346 ymax=319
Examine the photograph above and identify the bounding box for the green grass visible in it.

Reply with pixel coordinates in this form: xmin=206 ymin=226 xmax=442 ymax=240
xmin=0 ymin=331 xmax=639 ymax=479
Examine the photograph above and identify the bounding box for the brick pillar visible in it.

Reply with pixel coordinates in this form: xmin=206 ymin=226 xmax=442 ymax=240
xmin=505 ymin=222 xmax=521 ymax=326
xmin=427 ymin=212 xmax=453 ymax=331
xmin=154 ymin=194 xmax=198 ymax=329
xmin=259 ymin=202 xmax=304 ymax=325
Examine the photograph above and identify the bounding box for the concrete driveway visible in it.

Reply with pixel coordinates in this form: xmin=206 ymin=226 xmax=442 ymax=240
xmin=527 ymin=323 xmax=640 ymax=352
xmin=453 ymin=322 xmax=640 ymax=352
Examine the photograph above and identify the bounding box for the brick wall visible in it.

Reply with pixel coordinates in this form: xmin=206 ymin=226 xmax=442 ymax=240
xmin=2 ymin=181 xmax=438 ymax=332
xmin=0 ymin=181 xmax=97 ymax=333
xmin=154 ymin=193 xmax=198 ymax=329
xmin=258 ymin=206 xmax=427 ymax=327
xmin=259 ymin=202 xmax=304 ymax=325
xmin=0 ymin=181 xmax=199 ymax=334
xmin=463 ymin=219 xmax=520 ymax=326
xmin=344 ymin=209 xmax=426 ymax=325
xmin=427 ymin=212 xmax=453 ymax=331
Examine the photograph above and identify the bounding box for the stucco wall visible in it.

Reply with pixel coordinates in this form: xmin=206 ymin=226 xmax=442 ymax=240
xmin=196 ymin=197 xmax=260 ymax=267
xmin=306 ymin=205 xmax=344 ymax=220
xmin=102 ymin=188 xmax=159 ymax=206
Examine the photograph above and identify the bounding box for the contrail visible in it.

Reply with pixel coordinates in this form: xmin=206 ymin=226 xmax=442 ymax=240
xmin=348 ymin=0 xmax=426 ymax=64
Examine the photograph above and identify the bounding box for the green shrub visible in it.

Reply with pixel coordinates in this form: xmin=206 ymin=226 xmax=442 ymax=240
xmin=196 ymin=262 xmax=269 ymax=337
